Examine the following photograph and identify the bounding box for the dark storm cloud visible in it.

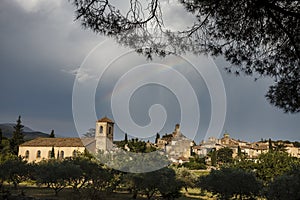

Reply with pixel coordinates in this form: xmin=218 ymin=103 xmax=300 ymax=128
xmin=0 ymin=0 xmax=102 ymax=136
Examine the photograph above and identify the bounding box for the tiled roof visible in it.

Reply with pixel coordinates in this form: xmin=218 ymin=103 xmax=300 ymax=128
xmin=97 ymin=117 xmax=114 ymax=123
xmin=19 ymin=138 xmax=85 ymax=147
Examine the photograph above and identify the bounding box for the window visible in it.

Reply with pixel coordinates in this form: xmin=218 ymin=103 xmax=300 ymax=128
xmin=60 ymin=151 xmax=64 ymax=159
xmin=36 ymin=150 xmax=41 ymax=159
xmin=100 ymin=126 xmax=103 ymax=133
xmin=72 ymin=150 xmax=77 ymax=157
xmin=109 ymin=127 xmax=111 ymax=135
xmin=25 ymin=150 xmax=29 ymax=159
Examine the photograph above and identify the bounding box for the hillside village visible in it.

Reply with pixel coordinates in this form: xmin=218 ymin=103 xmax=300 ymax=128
xmin=17 ymin=116 xmax=300 ymax=164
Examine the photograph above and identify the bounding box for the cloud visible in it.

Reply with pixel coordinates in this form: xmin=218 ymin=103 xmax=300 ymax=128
xmin=13 ymin=0 xmax=61 ymax=12
xmin=62 ymin=68 xmax=97 ymax=83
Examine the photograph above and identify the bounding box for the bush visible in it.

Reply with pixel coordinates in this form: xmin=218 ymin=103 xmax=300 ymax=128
xmin=198 ymin=167 xmax=262 ymax=200
xmin=266 ymin=167 xmax=300 ymax=200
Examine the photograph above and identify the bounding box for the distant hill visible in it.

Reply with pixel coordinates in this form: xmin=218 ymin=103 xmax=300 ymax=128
xmin=0 ymin=123 xmax=50 ymax=141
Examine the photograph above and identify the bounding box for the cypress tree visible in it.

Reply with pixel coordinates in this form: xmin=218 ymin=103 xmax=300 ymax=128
xmin=124 ymin=133 xmax=128 ymax=143
xmin=269 ymin=138 xmax=273 ymax=152
xmin=50 ymin=146 xmax=55 ymax=158
xmin=155 ymin=133 xmax=160 ymax=144
xmin=211 ymin=149 xmax=217 ymax=167
xmin=237 ymin=146 xmax=242 ymax=157
xmin=10 ymin=116 xmax=25 ymax=155
xmin=49 ymin=130 xmax=55 ymax=138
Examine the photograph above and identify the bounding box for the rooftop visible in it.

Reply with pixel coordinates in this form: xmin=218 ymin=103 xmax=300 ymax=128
xmin=97 ymin=116 xmax=114 ymax=123
xmin=20 ymin=138 xmax=85 ymax=147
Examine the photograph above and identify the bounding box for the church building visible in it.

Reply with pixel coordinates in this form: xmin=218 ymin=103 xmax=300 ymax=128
xmin=18 ymin=117 xmax=114 ymax=162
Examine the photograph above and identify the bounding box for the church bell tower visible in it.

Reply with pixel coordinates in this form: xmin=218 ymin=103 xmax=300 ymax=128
xmin=95 ymin=116 xmax=114 ymax=152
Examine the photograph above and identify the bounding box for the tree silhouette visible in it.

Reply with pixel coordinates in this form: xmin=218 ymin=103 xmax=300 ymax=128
xmin=10 ymin=116 xmax=24 ymax=155
xmin=155 ymin=133 xmax=160 ymax=144
xmin=269 ymin=138 xmax=273 ymax=152
xmin=217 ymin=147 xmax=233 ymax=164
xmin=51 ymin=146 xmax=55 ymax=159
xmin=72 ymin=0 xmax=300 ymax=113
xmin=49 ymin=130 xmax=55 ymax=138
xmin=124 ymin=133 xmax=128 ymax=143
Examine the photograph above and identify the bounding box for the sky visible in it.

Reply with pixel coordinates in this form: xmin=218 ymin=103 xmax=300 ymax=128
xmin=0 ymin=0 xmax=299 ymax=143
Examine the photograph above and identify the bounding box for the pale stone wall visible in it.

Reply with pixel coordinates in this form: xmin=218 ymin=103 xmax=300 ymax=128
xmin=19 ymin=146 xmax=85 ymax=163
xmin=95 ymin=121 xmax=114 ymax=151
xmin=286 ymin=147 xmax=300 ymax=158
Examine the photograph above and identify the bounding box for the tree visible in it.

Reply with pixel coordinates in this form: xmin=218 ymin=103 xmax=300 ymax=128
xmin=122 ymin=172 xmax=159 ymax=199
xmin=183 ymin=155 xmax=207 ymax=170
xmin=10 ymin=116 xmax=24 ymax=155
xmin=217 ymin=147 xmax=233 ymax=164
xmin=266 ymin=167 xmax=300 ymax=200
xmin=255 ymin=151 xmax=299 ymax=183
xmin=50 ymin=146 xmax=55 ymax=159
xmin=237 ymin=146 xmax=242 ymax=158
xmin=198 ymin=167 xmax=262 ymax=200
xmin=72 ymin=0 xmax=300 ymax=113
xmin=175 ymin=167 xmax=197 ymax=192
xmin=0 ymin=155 xmax=30 ymax=189
xmin=124 ymin=133 xmax=128 ymax=143
xmin=211 ymin=149 xmax=217 ymax=167
xmin=268 ymin=138 xmax=273 ymax=152
xmin=155 ymin=133 xmax=160 ymax=144
xmin=34 ymin=160 xmax=71 ymax=196
xmin=49 ymin=130 xmax=55 ymax=138
xmin=83 ymin=128 xmax=95 ymax=138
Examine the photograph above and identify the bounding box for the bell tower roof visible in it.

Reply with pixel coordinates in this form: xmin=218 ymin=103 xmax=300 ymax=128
xmin=97 ymin=116 xmax=114 ymax=123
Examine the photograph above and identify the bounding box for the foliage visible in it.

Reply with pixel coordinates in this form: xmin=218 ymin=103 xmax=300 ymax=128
xmin=216 ymin=147 xmax=233 ymax=164
xmin=182 ymin=161 xmax=206 ymax=170
xmin=211 ymin=149 xmax=217 ymax=167
xmin=174 ymin=167 xmax=197 ymax=192
xmin=72 ymin=0 xmax=300 ymax=113
xmin=116 ymin=138 xmax=156 ymax=153
xmin=50 ymin=146 xmax=55 ymax=159
xmin=10 ymin=116 xmax=24 ymax=155
xmin=122 ymin=173 xmax=158 ymax=199
xmin=0 ymin=129 xmax=10 ymax=155
xmin=294 ymin=141 xmax=300 ymax=147
xmin=97 ymin=149 xmax=170 ymax=173
xmin=121 ymin=167 xmax=182 ymax=199
xmin=268 ymin=138 xmax=273 ymax=152
xmin=182 ymin=155 xmax=207 ymax=170
xmin=0 ymin=155 xmax=30 ymax=188
xmin=230 ymin=159 xmax=257 ymax=172
xmin=255 ymin=151 xmax=299 ymax=183
xmin=155 ymin=133 xmax=160 ymax=144
xmin=124 ymin=133 xmax=128 ymax=142
xmin=237 ymin=146 xmax=242 ymax=157
xmin=155 ymin=167 xmax=183 ymax=200
xmin=34 ymin=160 xmax=75 ymax=195
xmin=265 ymin=167 xmax=300 ymax=200
xmin=198 ymin=167 xmax=262 ymax=200
xmin=49 ymin=130 xmax=55 ymax=138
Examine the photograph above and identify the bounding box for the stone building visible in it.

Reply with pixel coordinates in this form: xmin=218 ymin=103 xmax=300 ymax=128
xmin=157 ymin=124 xmax=194 ymax=162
